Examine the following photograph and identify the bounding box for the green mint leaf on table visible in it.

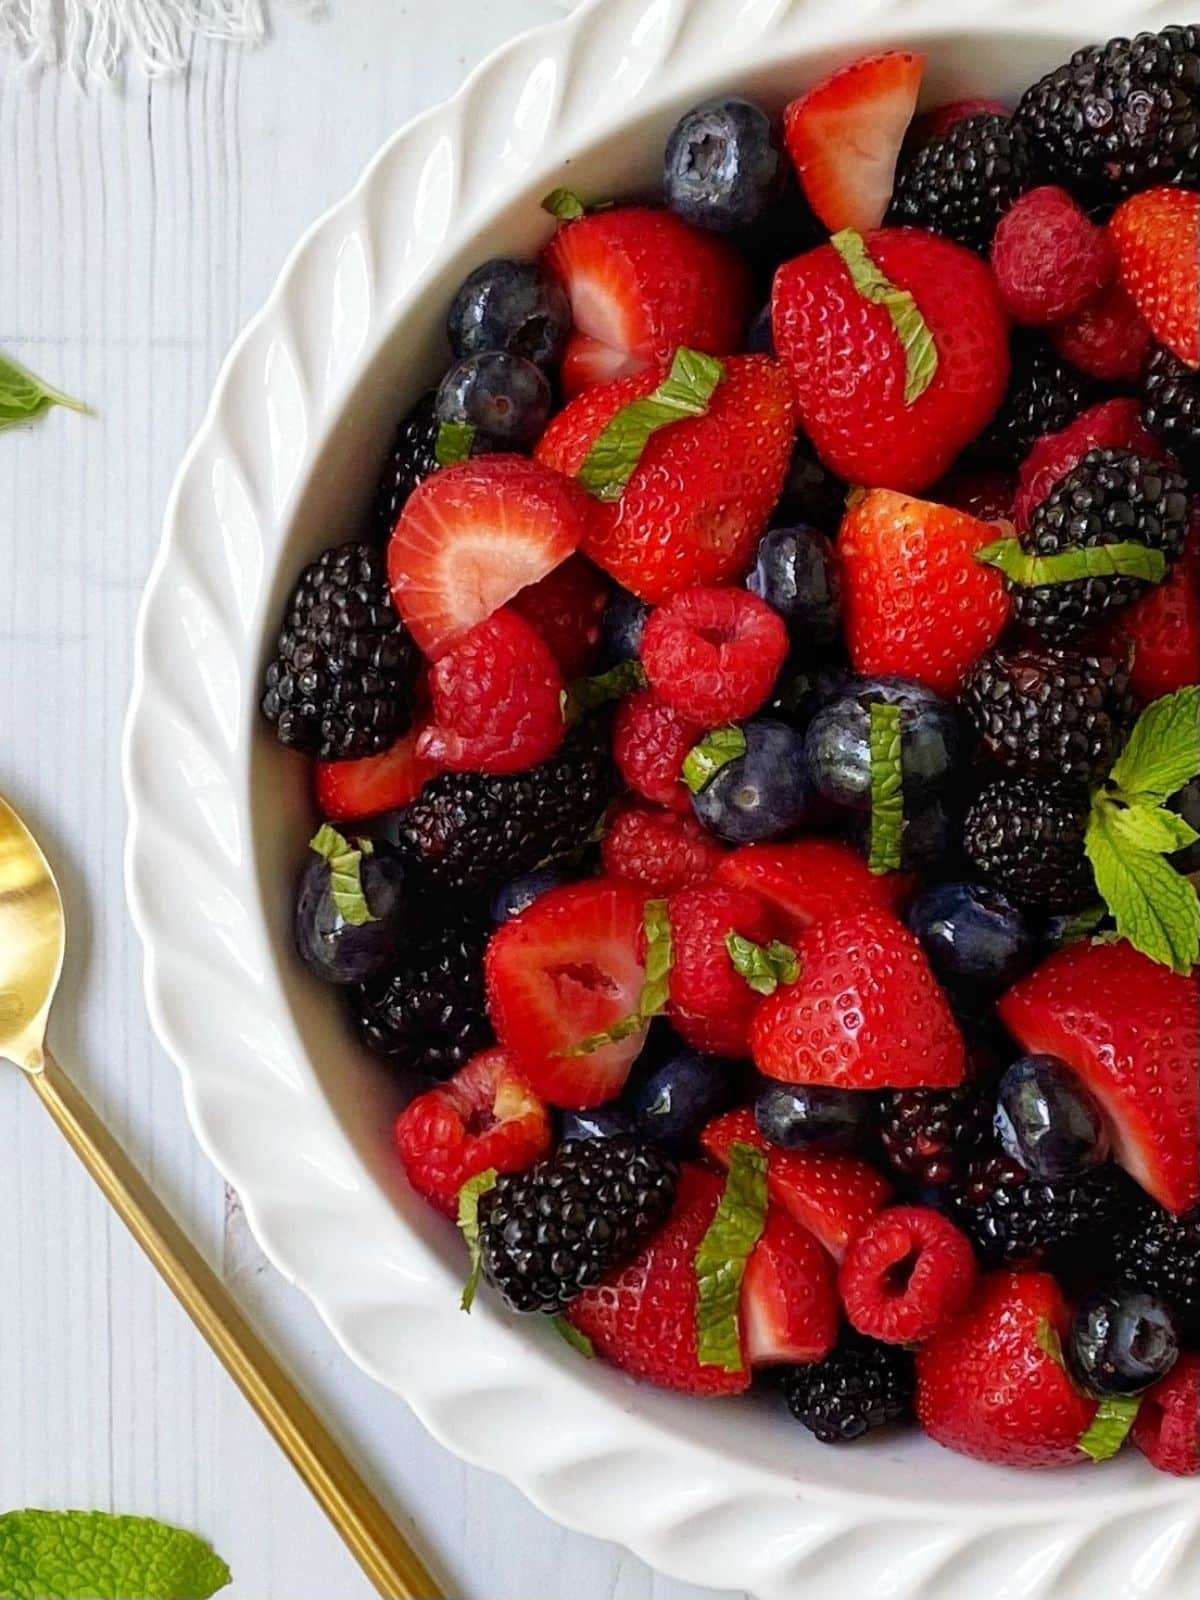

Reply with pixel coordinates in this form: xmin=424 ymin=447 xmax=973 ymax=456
xmin=975 ymin=537 xmax=1167 ymax=588
xmin=1107 ymin=686 xmax=1200 ymax=805
xmin=694 ymin=1141 xmax=768 ymax=1374
xmin=0 ymin=351 xmax=88 ymax=431
xmin=457 ymin=1167 xmax=499 ymax=1312
xmin=0 ymin=1510 xmax=230 ymax=1599
xmin=867 ymin=701 xmax=904 ymax=874
xmin=1035 ymin=1318 xmax=1066 ymax=1370
xmin=562 ymin=659 xmax=647 ymax=724
xmin=725 ymin=932 xmax=799 ymax=997
xmin=830 ymin=229 xmax=938 ymax=405
xmin=541 ymin=187 xmax=588 ymax=221
xmin=577 ymin=347 xmax=724 ymax=502
xmin=564 ymin=899 xmax=671 ymax=1055
xmin=1085 ymin=804 xmax=1199 ymax=975
xmin=683 ymin=725 xmax=747 ymax=793
xmin=552 ymin=1316 xmax=595 ymax=1358
xmin=434 ymin=419 xmax=475 ymax=466
xmin=309 ymin=824 xmax=378 ymax=926
xmin=1077 ymin=1395 xmax=1142 ymax=1463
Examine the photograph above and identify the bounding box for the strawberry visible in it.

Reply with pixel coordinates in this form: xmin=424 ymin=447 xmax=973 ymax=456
xmin=783 ymin=51 xmax=925 ymax=234
xmin=392 ymin=1048 xmax=552 ymax=1218
xmin=837 ymin=489 xmax=1009 ymax=695
xmin=999 ymin=940 xmax=1199 ymax=1215
xmin=1109 ymin=187 xmax=1200 ymax=368
xmin=664 ymin=883 xmax=778 ymax=1058
xmin=601 ymin=801 xmax=726 ymax=895
xmin=536 ymin=355 xmax=795 ymax=602
xmin=542 ymin=207 xmax=753 ymax=398
xmin=388 ymin=455 xmax=588 ymax=659
xmin=485 ymin=879 xmax=649 ymax=1109
xmin=1132 ymin=1351 xmax=1200 ymax=1476
xmin=1098 ymin=516 xmax=1200 ymax=703
xmin=915 ymin=1270 xmax=1098 ymax=1467
xmin=315 ymin=721 xmax=440 ymax=821
xmin=702 ymin=1108 xmax=891 ymax=1263
xmin=509 ymin=552 xmax=610 ymax=679
xmin=1013 ymin=397 xmax=1167 ymax=530
xmin=741 ymin=1203 xmax=839 ymax=1366
xmin=750 ymin=909 xmax=965 ymax=1090
xmin=715 ymin=838 xmax=911 ymax=937
xmin=772 ymin=227 xmax=1010 ymax=493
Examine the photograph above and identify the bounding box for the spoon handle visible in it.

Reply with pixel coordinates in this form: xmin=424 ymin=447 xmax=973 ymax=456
xmin=25 ymin=1046 xmax=444 ymax=1600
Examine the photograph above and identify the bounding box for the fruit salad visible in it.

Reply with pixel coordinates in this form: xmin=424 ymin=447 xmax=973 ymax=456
xmin=262 ymin=27 xmax=1200 ymax=1474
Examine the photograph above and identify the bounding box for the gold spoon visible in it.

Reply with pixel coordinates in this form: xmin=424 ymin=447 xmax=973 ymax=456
xmin=0 ymin=793 xmax=444 ymax=1600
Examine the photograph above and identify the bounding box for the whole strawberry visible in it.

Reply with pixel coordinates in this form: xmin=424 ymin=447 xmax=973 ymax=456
xmin=1099 ymin=517 xmax=1200 ymax=703
xmin=664 ymin=882 xmax=783 ymax=1058
xmin=1109 ymin=188 xmax=1200 ymax=369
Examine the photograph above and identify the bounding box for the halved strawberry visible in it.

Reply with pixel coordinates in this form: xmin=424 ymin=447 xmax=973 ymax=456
xmin=1133 ymin=1351 xmax=1200 ymax=1476
xmin=543 ymin=207 xmax=753 ymax=398
xmin=1109 ymin=187 xmax=1200 ymax=368
xmin=702 ymin=1108 xmax=892 ymax=1263
xmin=783 ymin=51 xmax=926 ymax=234
xmin=1099 ymin=515 xmax=1200 ymax=703
xmin=485 ymin=879 xmax=649 ymax=1109
xmin=999 ymin=939 xmax=1199 ymax=1215
xmin=742 ymin=1204 xmax=839 ymax=1366
xmin=315 ymin=721 xmax=440 ymax=821
xmin=388 ymin=456 xmax=588 ymax=659
xmin=716 ymin=839 xmax=912 ymax=937
xmin=664 ymin=882 xmax=777 ymax=1058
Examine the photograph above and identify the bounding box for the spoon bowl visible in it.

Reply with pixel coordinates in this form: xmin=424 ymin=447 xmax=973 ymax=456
xmin=0 ymin=795 xmax=65 ymax=1071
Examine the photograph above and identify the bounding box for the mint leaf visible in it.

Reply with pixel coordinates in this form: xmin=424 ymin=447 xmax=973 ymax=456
xmin=542 ymin=187 xmax=587 ymax=221
xmin=694 ymin=1141 xmax=768 ymax=1373
xmin=1047 ymin=905 xmax=1108 ymax=950
xmin=309 ymin=824 xmax=378 ymax=926
xmin=563 ymin=899 xmax=670 ymax=1055
xmin=562 ymin=658 xmax=646 ymax=724
xmin=434 ymin=419 xmax=475 ymax=466
xmin=1078 ymin=1395 xmax=1142 ymax=1463
xmin=1106 ymin=801 xmax=1198 ymax=856
xmin=1108 ymin=687 xmax=1200 ymax=805
xmin=683 ymin=725 xmax=747 ymax=793
xmin=830 ymin=230 xmax=938 ymax=404
xmin=975 ymin=537 xmax=1167 ymax=588
xmin=0 ymin=1510 xmax=230 ymax=1599
xmin=457 ymin=1167 xmax=499 ymax=1312
xmin=562 ymin=1012 xmax=649 ymax=1057
xmin=552 ymin=1316 xmax=595 ymax=1358
xmin=0 ymin=350 xmax=88 ymax=431
xmin=868 ymin=701 xmax=904 ymax=874
xmin=725 ymin=932 xmax=799 ymax=996
xmin=1035 ymin=1317 xmax=1066 ymax=1370
xmin=1086 ymin=802 xmax=1200 ymax=974
xmin=577 ymin=347 xmax=724 ymax=502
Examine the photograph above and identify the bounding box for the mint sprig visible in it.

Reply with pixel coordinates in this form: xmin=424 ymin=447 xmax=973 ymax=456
xmin=725 ymin=932 xmax=799 ymax=996
xmin=577 ymin=347 xmax=724 ymax=502
xmin=0 ymin=349 xmax=89 ymax=431
xmin=867 ymin=701 xmax=904 ymax=874
xmin=683 ymin=725 xmax=747 ymax=793
xmin=1077 ymin=1395 xmax=1142 ymax=1463
xmin=975 ymin=537 xmax=1167 ymax=588
xmin=457 ymin=1167 xmax=499 ymax=1312
xmin=541 ymin=187 xmax=588 ymax=221
xmin=309 ymin=824 xmax=378 ymax=926
xmin=1108 ymin=684 xmax=1200 ymax=804
xmin=434 ymin=418 xmax=475 ymax=466
xmin=562 ymin=658 xmax=647 ymax=724
xmin=830 ymin=230 xmax=938 ymax=405
xmin=563 ymin=898 xmax=671 ymax=1055
xmin=694 ymin=1141 xmax=768 ymax=1373
xmin=0 ymin=1510 xmax=230 ymax=1599
xmin=552 ymin=1316 xmax=595 ymax=1358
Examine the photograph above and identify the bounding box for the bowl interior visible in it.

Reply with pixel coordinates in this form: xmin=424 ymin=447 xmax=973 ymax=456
xmin=248 ymin=25 xmax=1174 ymax=1514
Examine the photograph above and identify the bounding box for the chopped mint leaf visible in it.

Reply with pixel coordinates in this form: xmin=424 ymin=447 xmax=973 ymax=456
xmin=0 ymin=1510 xmax=230 ymax=1599
xmin=434 ymin=418 xmax=475 ymax=466
xmin=1035 ymin=1317 xmax=1066 ymax=1370
xmin=562 ymin=659 xmax=647 ymax=724
xmin=1048 ymin=905 xmax=1108 ymax=949
xmin=1107 ymin=800 xmax=1198 ymax=856
xmin=725 ymin=932 xmax=799 ymax=996
xmin=867 ymin=701 xmax=904 ymax=874
xmin=577 ymin=347 xmax=724 ymax=502
xmin=694 ymin=1141 xmax=768 ymax=1373
xmin=552 ymin=1316 xmax=595 ymax=1358
xmin=1085 ymin=800 xmax=1199 ymax=974
xmin=457 ymin=1168 xmax=499 ymax=1312
xmin=683 ymin=725 xmax=747 ymax=793
xmin=562 ymin=1011 xmax=649 ymax=1057
xmin=1107 ymin=686 xmax=1200 ymax=806
xmin=830 ymin=230 xmax=938 ymax=405
xmin=1078 ymin=1395 xmax=1142 ymax=1462
xmin=564 ymin=899 xmax=671 ymax=1054
xmin=541 ymin=187 xmax=587 ymax=221
xmin=975 ymin=537 xmax=1167 ymax=588
xmin=309 ymin=824 xmax=378 ymax=926
xmin=0 ymin=350 xmax=89 ymax=431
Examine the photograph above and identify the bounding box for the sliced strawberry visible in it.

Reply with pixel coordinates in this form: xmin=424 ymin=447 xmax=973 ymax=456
xmin=999 ymin=940 xmax=1199 ymax=1215
xmin=315 ymin=721 xmax=440 ymax=821
xmin=485 ymin=879 xmax=649 ymax=1109
xmin=1098 ymin=515 xmax=1200 ymax=703
xmin=1109 ymin=187 xmax=1200 ymax=368
xmin=702 ymin=1108 xmax=892 ymax=1263
xmin=783 ymin=51 xmax=925 ymax=234
xmin=388 ymin=455 xmax=588 ymax=659
xmin=542 ymin=207 xmax=752 ymax=398
xmin=508 ymin=552 xmax=610 ymax=679
xmin=742 ymin=1204 xmax=839 ymax=1366
xmin=716 ymin=839 xmax=912 ymax=937
xmin=1132 ymin=1351 xmax=1200 ymax=1476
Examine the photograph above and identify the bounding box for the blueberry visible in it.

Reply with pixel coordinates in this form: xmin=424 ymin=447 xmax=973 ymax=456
xmin=663 ymin=96 xmax=784 ymax=233
xmin=490 ymin=864 xmax=574 ymax=923
xmin=755 ymin=1081 xmax=875 ymax=1153
xmin=558 ymin=1107 xmax=638 ymax=1143
xmin=435 ymin=351 xmax=551 ymax=453
xmin=908 ymin=881 xmax=1035 ymax=991
xmin=601 ymin=587 xmax=652 ymax=665
xmin=764 ymin=655 xmax=849 ymax=733
xmin=1169 ymin=775 xmax=1200 ymax=874
xmin=629 ymin=1050 xmax=731 ymax=1152
xmin=446 ymin=258 xmax=572 ymax=370
xmin=745 ymin=301 xmax=775 ymax=355
xmin=293 ymin=841 xmax=410 ymax=986
xmin=805 ymin=676 xmax=961 ymax=814
xmin=747 ymin=526 xmax=841 ymax=648
xmin=691 ymin=718 xmax=815 ymax=843
xmin=995 ymin=1054 xmax=1110 ymax=1181
xmin=1069 ymin=1286 xmax=1181 ymax=1396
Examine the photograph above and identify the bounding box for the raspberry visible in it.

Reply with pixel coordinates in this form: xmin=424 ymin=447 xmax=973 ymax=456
xmin=418 ymin=608 xmax=564 ymax=775
xmin=392 ymin=1047 xmax=552 ymax=1216
xmin=1132 ymin=1352 xmax=1200 ymax=1476
xmin=990 ymin=186 xmax=1114 ymax=326
xmin=839 ymin=1205 xmax=978 ymax=1345
xmin=1050 ymin=283 xmax=1152 ymax=382
xmin=665 ymin=882 xmax=777 ymax=1057
xmin=918 ymin=97 xmax=1011 ymax=142
xmin=612 ymin=689 xmax=701 ymax=813
xmin=640 ymin=587 xmax=789 ymax=726
xmin=601 ymin=801 xmax=725 ymax=894
xmin=509 ymin=552 xmax=610 ymax=680
xmin=1013 ymin=398 xmax=1166 ymax=530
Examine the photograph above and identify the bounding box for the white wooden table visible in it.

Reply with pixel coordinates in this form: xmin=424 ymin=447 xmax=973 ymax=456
xmin=0 ymin=7 xmax=749 ymax=1596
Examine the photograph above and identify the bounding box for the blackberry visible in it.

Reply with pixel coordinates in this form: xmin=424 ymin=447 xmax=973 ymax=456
xmin=393 ymin=720 xmax=617 ymax=896
xmin=477 ymin=1136 xmax=679 ymax=1314
xmin=1112 ymin=1202 xmax=1200 ymax=1341
xmin=350 ymin=919 xmax=491 ymax=1078
xmin=261 ymin=541 xmax=420 ymax=760
xmin=962 ymin=777 xmax=1094 ymax=914
xmin=1142 ymin=342 xmax=1200 ymax=478
xmin=960 ymin=645 xmax=1135 ymax=788
xmin=971 ymin=336 xmax=1096 ymax=469
xmin=1015 ymin=26 xmax=1200 ymax=208
xmin=1006 ymin=448 xmax=1191 ymax=643
xmin=773 ymin=432 xmax=848 ymax=533
xmin=890 ymin=113 xmax=1033 ymax=252
xmin=951 ymin=1154 xmax=1136 ymax=1268
xmin=370 ymin=392 xmax=440 ymax=539
xmin=777 ymin=1336 xmax=915 ymax=1444
xmin=880 ymin=1082 xmax=993 ymax=1189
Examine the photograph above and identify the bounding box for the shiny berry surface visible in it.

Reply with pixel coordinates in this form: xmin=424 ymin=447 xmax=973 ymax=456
xmin=1069 ymin=1286 xmax=1181 ymax=1397
xmin=995 ymin=1053 xmax=1111 ymax=1181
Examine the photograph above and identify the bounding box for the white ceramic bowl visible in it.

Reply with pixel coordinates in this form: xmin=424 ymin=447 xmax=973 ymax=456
xmin=124 ymin=3 xmax=1200 ymax=1595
